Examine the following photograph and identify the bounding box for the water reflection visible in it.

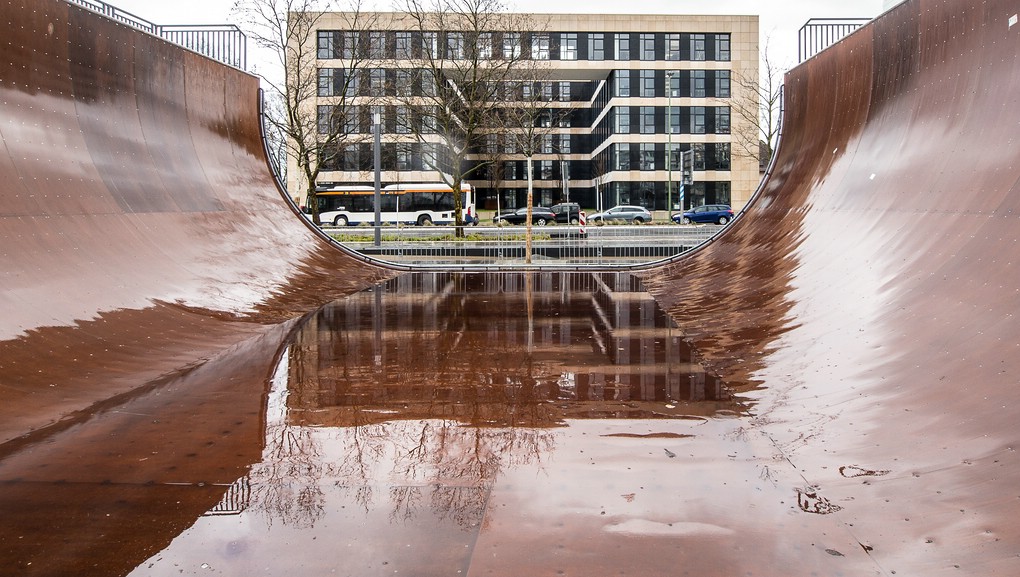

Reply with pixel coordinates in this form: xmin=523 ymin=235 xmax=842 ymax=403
xmin=287 ymin=272 xmax=732 ymax=427
xmin=134 ymin=273 xmax=747 ymax=577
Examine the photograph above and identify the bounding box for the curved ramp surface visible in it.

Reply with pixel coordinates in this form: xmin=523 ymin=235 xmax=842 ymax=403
xmin=5 ymin=0 xmax=1020 ymax=575
xmin=642 ymin=0 xmax=1020 ymax=574
xmin=0 ymin=0 xmax=389 ymax=444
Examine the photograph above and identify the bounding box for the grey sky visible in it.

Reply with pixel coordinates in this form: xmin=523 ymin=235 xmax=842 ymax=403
xmin=111 ymin=0 xmax=888 ymax=75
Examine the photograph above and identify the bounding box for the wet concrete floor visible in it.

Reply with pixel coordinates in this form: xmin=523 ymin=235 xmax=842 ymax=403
xmin=0 ymin=273 xmax=872 ymax=577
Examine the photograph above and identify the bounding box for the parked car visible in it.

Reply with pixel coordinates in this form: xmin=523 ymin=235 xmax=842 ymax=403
xmin=588 ymin=205 xmax=652 ymax=224
xmin=493 ymin=206 xmax=557 ymax=225
xmin=672 ymin=204 xmax=734 ymax=225
xmin=550 ymin=202 xmax=581 ymax=224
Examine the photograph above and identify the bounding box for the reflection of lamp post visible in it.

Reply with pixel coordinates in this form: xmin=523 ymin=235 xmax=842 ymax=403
xmin=665 ymin=71 xmax=674 ymax=216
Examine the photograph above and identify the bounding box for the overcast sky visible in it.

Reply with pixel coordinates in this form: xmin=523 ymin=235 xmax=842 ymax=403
xmin=111 ymin=0 xmax=889 ymax=75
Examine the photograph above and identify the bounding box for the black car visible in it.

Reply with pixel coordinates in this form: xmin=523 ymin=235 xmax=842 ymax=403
xmin=493 ymin=206 xmax=557 ymax=225
xmin=550 ymin=202 xmax=581 ymax=224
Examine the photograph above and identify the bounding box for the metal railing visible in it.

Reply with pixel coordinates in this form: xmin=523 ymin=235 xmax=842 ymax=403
xmin=798 ymin=18 xmax=871 ymax=63
xmin=66 ymin=0 xmax=247 ymax=70
xmin=325 ymin=223 xmax=725 ymax=267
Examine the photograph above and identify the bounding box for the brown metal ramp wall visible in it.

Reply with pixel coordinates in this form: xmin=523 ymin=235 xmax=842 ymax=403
xmin=0 ymin=0 xmax=389 ymax=443
xmin=642 ymin=0 xmax=1020 ymax=572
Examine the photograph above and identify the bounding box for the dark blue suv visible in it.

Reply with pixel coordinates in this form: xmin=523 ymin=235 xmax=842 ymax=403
xmin=672 ymin=204 xmax=734 ymax=225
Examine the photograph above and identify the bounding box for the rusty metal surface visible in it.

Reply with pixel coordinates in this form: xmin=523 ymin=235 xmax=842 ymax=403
xmin=642 ymin=0 xmax=1020 ymax=574
xmin=0 ymin=0 xmax=390 ymax=444
xmin=4 ymin=0 xmax=1020 ymax=575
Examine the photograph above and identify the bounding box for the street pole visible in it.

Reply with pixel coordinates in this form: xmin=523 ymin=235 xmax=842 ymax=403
xmin=373 ymin=111 xmax=381 ymax=247
xmin=666 ymin=71 xmax=673 ymax=217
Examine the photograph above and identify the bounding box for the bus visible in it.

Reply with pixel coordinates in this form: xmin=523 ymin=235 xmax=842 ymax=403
xmin=307 ymin=183 xmax=478 ymax=227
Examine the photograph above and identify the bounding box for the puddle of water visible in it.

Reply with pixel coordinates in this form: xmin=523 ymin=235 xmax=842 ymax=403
xmin=127 ymin=273 xmax=761 ymax=576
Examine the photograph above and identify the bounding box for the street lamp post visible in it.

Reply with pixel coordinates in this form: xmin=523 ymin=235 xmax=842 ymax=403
xmin=666 ymin=71 xmax=674 ymax=217
xmin=373 ymin=111 xmax=381 ymax=247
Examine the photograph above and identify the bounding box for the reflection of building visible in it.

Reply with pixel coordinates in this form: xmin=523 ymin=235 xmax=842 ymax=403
xmin=286 ymin=272 xmax=734 ymax=427
xmin=294 ymin=13 xmax=759 ymax=212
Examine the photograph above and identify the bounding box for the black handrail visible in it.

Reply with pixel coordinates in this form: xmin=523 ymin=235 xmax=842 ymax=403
xmin=65 ymin=0 xmax=247 ymax=70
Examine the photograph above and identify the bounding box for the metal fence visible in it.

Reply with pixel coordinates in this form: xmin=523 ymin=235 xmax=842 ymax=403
xmin=798 ymin=18 xmax=871 ymax=63
xmin=66 ymin=0 xmax=247 ymax=70
xmin=326 ymin=223 xmax=725 ymax=268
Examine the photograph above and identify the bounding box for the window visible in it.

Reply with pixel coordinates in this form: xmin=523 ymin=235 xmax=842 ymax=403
xmin=541 ymin=134 xmax=553 ymax=154
xmin=503 ymin=33 xmax=521 ymax=59
xmin=615 ymin=34 xmax=630 ymax=60
xmin=666 ymin=70 xmax=679 ymax=97
xmin=422 ymin=143 xmax=437 ymax=169
xmin=419 ymin=69 xmax=436 ymax=97
xmin=477 ymin=32 xmax=493 ymax=59
xmin=614 ymin=145 xmax=630 ymax=170
xmin=691 ymin=106 xmax=706 ymax=134
xmin=640 ymin=33 xmax=655 ymax=60
xmin=639 ymin=143 xmax=655 ymax=170
xmin=691 ymin=34 xmax=706 ymax=61
xmin=714 ymin=143 xmax=731 ymax=170
xmin=558 ymin=81 xmax=571 ymax=102
xmin=447 ymin=32 xmax=465 ymax=59
xmin=691 ymin=70 xmax=706 ymax=98
xmin=667 ymin=142 xmax=681 ymax=170
xmin=395 ymin=32 xmax=412 ymax=59
xmin=422 ymin=32 xmax=438 ymax=58
xmin=343 ymin=144 xmax=359 ymax=170
xmin=558 ymin=134 xmax=571 ymax=153
xmin=715 ymin=107 xmax=730 ymax=133
xmin=395 ymin=70 xmax=412 ymax=96
xmin=317 ymin=105 xmax=333 ymax=134
xmin=395 ymin=106 xmax=411 ymax=134
xmin=397 ymin=147 xmax=412 ymax=170
xmin=342 ymin=31 xmax=359 ymax=59
xmin=666 ymin=33 xmax=681 ymax=61
xmin=318 ymin=68 xmax=336 ymax=97
xmin=505 ymin=161 xmax=519 ymax=180
xmin=714 ymin=71 xmax=731 ymax=98
xmin=615 ymin=72 xmax=631 ymax=97
xmin=615 ymin=106 xmax=630 ymax=134
xmin=715 ymin=34 xmax=731 ymax=61
xmin=667 ymin=102 xmax=680 ymax=134
xmin=421 ymin=107 xmax=437 ymax=133
xmin=369 ymin=68 xmax=386 ymax=94
xmin=485 ymin=134 xmax=499 ymax=154
xmin=561 ymin=33 xmax=577 ymax=60
xmin=369 ymin=32 xmax=386 ymax=58
xmin=532 ymin=33 xmax=550 ymax=59
xmin=558 ymin=113 xmax=571 ymax=128
xmin=540 ymin=160 xmax=553 ymax=179
xmin=590 ymin=33 xmax=605 ymax=60
xmin=318 ymin=30 xmax=338 ymax=59
xmin=691 ymin=143 xmax=706 ymax=170
xmin=342 ymin=106 xmax=359 ymax=133
xmin=640 ymin=70 xmax=655 ymax=97
xmin=344 ymin=71 xmax=358 ymax=98
xmin=639 ymin=106 xmax=655 ymax=134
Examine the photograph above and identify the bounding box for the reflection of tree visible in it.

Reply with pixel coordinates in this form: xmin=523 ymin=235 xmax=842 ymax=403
xmin=248 ymin=417 xmax=326 ymax=528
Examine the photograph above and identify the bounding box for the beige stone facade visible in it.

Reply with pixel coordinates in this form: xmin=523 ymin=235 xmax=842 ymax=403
xmin=294 ymin=12 xmax=760 ymax=213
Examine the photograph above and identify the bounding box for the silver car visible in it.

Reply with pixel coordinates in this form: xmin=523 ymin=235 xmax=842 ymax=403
xmin=588 ymin=205 xmax=653 ymax=224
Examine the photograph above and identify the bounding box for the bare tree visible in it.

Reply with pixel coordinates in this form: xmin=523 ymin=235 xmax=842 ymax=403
xmin=232 ymin=0 xmax=377 ymax=225
xmin=731 ymin=37 xmax=784 ymax=168
xmin=500 ymin=78 xmax=558 ymax=262
xmin=393 ymin=0 xmax=542 ymax=235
